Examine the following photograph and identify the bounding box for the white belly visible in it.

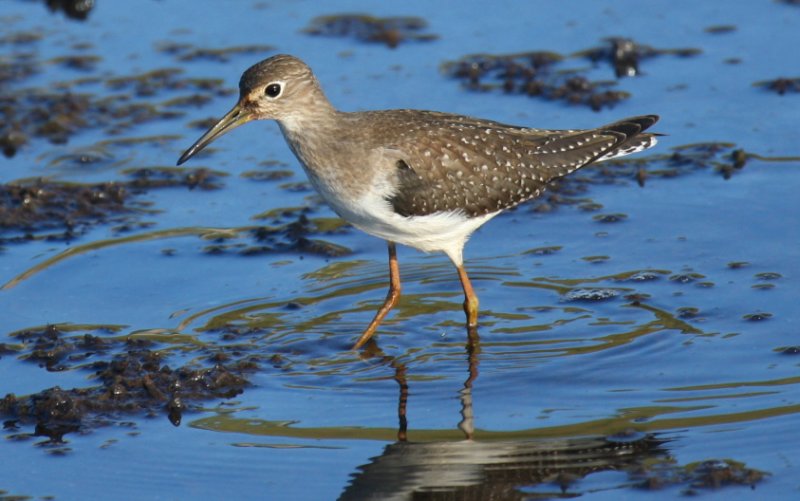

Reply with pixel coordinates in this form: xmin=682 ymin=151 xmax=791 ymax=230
xmin=309 ymin=171 xmax=498 ymax=265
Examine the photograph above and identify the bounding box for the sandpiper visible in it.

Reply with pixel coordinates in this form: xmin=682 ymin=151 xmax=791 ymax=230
xmin=177 ymin=54 xmax=659 ymax=349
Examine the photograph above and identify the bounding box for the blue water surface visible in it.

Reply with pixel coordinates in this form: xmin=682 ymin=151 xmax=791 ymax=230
xmin=1 ymin=1 xmax=799 ymax=500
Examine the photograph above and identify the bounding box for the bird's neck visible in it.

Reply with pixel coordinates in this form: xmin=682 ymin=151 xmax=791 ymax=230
xmin=277 ymin=108 xmax=342 ymax=171
xmin=277 ymin=88 xmax=338 ymax=136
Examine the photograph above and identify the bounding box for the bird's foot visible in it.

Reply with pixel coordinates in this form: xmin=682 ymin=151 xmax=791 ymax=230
xmin=463 ymin=297 xmax=479 ymax=328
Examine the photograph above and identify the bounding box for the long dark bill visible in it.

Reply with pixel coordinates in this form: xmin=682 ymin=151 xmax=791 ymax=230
xmin=176 ymin=103 xmax=251 ymax=165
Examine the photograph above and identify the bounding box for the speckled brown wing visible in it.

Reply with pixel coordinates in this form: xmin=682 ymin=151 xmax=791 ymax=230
xmin=386 ymin=114 xmax=658 ymax=217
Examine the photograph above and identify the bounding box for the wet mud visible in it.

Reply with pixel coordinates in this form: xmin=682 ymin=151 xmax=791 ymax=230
xmin=0 ymin=168 xmax=224 ymax=245
xmin=2 ymin=324 xmax=259 ymax=446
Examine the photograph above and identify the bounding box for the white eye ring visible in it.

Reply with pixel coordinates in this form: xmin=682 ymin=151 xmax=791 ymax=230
xmin=264 ymin=81 xmax=283 ymax=99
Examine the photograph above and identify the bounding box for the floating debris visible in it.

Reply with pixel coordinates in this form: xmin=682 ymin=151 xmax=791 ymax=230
xmin=619 ymin=271 xmax=665 ymax=282
xmin=577 ymin=37 xmax=702 ymax=78
xmin=0 ymin=63 xmax=232 ymax=156
xmin=523 ymin=245 xmax=562 ymax=256
xmin=635 ymin=458 xmax=768 ymax=493
xmin=704 ymin=25 xmax=737 ymax=34
xmin=743 ymin=312 xmax=773 ymax=321
xmin=593 ymin=213 xmax=628 ymax=223
xmin=0 ymin=130 xmax=28 ymax=157
xmin=50 ymin=54 xmax=102 ymax=72
xmin=442 ymin=51 xmax=629 ymax=111
xmin=676 ymin=307 xmax=700 ymax=319
xmin=241 ymin=169 xmax=294 ymax=182
xmin=0 ymin=168 xmax=225 ymax=244
xmin=516 ymin=142 xmax=791 ymax=215
xmin=1 ymin=324 xmax=256 ymax=443
xmin=445 ymin=39 xmax=700 ymax=110
xmin=157 ymin=42 xmax=274 ymax=63
xmin=582 ymin=255 xmax=610 ymax=263
xmin=304 ymin=14 xmax=438 ymax=48
xmin=624 ymin=293 xmax=651 ymax=303
xmin=124 ymin=166 xmax=226 ymax=190
xmin=669 ymin=273 xmax=706 ymax=284
xmin=200 ymin=212 xmax=351 ymax=258
xmin=43 ymin=0 xmax=95 ymax=21
xmin=565 ymin=288 xmax=620 ymax=301
xmin=0 ymin=180 xmax=127 ymax=243
xmin=753 ymin=77 xmax=800 ymax=95
xmin=663 ymin=143 xmax=751 ymax=180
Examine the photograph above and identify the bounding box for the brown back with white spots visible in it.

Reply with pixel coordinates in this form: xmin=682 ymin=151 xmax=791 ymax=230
xmin=361 ymin=111 xmax=659 ymax=217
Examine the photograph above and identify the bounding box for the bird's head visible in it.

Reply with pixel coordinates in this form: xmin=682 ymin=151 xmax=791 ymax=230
xmin=177 ymin=54 xmax=329 ymax=165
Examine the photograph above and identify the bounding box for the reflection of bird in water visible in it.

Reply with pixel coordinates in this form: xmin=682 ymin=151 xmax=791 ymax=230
xmin=338 ymin=434 xmax=667 ymax=500
xmin=351 ymin=332 xmax=666 ymax=500
xmin=178 ymin=54 xmax=659 ymax=348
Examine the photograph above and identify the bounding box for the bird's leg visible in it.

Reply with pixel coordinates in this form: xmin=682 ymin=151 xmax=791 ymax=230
xmin=352 ymin=242 xmax=401 ymax=350
xmin=456 ymin=265 xmax=479 ymax=327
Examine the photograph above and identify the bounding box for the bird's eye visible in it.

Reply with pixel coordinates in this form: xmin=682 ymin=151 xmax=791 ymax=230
xmin=265 ymin=83 xmax=282 ymax=98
